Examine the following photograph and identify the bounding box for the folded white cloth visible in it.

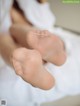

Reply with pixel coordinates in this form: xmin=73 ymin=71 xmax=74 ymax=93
xmin=0 ymin=0 xmax=12 ymax=32
xmin=17 ymin=0 xmax=56 ymax=31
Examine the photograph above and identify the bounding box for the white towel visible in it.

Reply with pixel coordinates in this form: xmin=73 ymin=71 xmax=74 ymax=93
xmin=0 ymin=0 xmax=13 ymax=33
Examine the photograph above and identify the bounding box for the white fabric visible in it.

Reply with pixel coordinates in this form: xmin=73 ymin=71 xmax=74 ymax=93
xmin=0 ymin=0 xmax=80 ymax=105
xmin=17 ymin=0 xmax=56 ymax=31
xmin=0 ymin=0 xmax=12 ymax=32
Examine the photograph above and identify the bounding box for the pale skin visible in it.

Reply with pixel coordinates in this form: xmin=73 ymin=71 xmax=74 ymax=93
xmin=0 ymin=4 xmax=66 ymax=90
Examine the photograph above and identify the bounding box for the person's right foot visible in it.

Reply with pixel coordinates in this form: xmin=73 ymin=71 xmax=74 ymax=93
xmin=11 ymin=47 xmax=55 ymax=90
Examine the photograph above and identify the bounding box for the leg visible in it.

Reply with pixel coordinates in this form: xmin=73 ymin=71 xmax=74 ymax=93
xmin=10 ymin=7 xmax=32 ymax=26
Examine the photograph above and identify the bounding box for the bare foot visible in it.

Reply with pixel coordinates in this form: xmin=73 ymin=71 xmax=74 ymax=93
xmin=10 ymin=25 xmax=66 ymax=66
xmin=11 ymin=47 xmax=55 ymax=90
xmin=26 ymin=30 xmax=66 ymax=66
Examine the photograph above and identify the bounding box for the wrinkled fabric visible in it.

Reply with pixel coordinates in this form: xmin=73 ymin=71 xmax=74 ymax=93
xmin=17 ymin=0 xmax=56 ymax=31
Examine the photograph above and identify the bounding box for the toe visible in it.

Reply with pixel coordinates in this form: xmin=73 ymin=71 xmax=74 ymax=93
xmin=53 ymin=51 xmax=67 ymax=66
xmin=12 ymin=59 xmax=23 ymax=76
